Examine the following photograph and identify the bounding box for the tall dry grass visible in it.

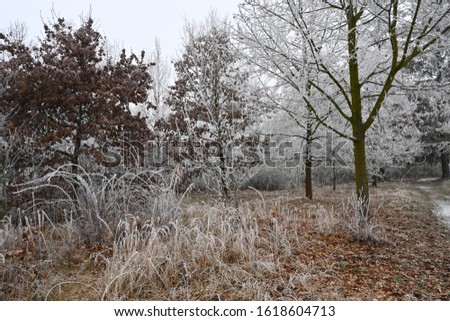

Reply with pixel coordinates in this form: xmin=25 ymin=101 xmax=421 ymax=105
xmin=100 ymin=199 xmax=304 ymax=300
xmin=1 ymin=166 xmax=402 ymax=300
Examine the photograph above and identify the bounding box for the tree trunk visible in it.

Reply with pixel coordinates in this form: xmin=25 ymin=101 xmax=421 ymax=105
xmin=353 ymin=136 xmax=370 ymax=220
xmin=0 ymin=150 xmax=6 ymax=219
xmin=232 ymin=173 xmax=239 ymax=209
xmin=372 ymin=175 xmax=377 ymax=187
xmin=305 ymin=156 xmax=312 ymax=199
xmin=305 ymin=119 xmax=313 ymax=200
xmin=218 ymin=143 xmax=229 ymax=199
xmin=332 ymin=155 xmax=336 ymax=191
xmin=73 ymin=104 xmax=82 ymax=175
xmin=442 ymin=152 xmax=449 ymax=179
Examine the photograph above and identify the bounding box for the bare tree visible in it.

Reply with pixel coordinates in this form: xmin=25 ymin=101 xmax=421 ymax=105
xmin=235 ymin=0 xmax=450 ymax=219
xmin=148 ymin=38 xmax=171 ymax=111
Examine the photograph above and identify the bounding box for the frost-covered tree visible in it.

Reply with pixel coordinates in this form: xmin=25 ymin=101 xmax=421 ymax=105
xmin=141 ymin=38 xmax=172 ymax=129
xmin=409 ymin=45 xmax=450 ymax=179
xmin=148 ymin=38 xmax=171 ymax=111
xmin=366 ymin=95 xmax=422 ymax=185
xmin=0 ymin=22 xmax=29 ymax=117
xmin=157 ymin=14 xmax=256 ymax=198
xmin=235 ymin=0 xmax=450 ymax=219
xmin=257 ymin=81 xmax=322 ymax=198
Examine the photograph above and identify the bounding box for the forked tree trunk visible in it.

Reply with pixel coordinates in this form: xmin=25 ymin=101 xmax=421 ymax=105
xmin=347 ymin=7 xmax=370 ymax=222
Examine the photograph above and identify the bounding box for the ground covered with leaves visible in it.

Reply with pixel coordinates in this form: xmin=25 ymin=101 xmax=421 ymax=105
xmin=1 ymin=181 xmax=449 ymax=300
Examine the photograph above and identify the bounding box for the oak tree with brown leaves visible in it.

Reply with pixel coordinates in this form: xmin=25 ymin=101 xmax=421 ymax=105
xmin=0 ymin=17 xmax=152 ymax=178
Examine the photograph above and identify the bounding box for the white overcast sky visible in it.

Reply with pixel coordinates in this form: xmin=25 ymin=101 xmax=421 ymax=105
xmin=1 ymin=0 xmax=242 ymax=59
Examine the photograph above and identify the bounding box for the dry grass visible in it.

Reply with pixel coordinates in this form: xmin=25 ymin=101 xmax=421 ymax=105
xmin=100 ymin=200 xmax=300 ymax=300
xmin=1 ymin=177 xmax=449 ymax=300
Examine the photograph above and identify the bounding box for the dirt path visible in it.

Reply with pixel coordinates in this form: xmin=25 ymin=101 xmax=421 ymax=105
xmin=412 ymin=178 xmax=450 ymax=227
